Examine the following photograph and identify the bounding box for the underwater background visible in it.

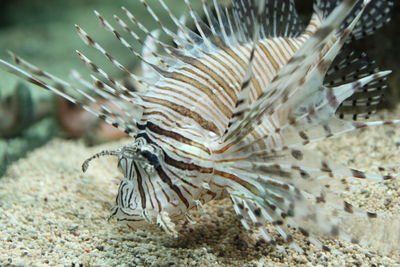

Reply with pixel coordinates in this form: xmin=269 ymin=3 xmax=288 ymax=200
xmin=0 ymin=1 xmax=400 ymax=266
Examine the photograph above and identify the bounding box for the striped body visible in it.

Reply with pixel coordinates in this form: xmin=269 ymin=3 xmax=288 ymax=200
xmin=1 ymin=0 xmax=398 ymax=253
xmin=131 ymin=26 xmax=324 ymax=222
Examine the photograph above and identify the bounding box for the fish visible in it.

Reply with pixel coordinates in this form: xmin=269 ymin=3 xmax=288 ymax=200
xmin=0 ymin=0 xmax=397 ymax=253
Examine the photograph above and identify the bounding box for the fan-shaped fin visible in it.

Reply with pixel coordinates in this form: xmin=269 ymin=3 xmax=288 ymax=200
xmin=315 ymin=0 xmax=393 ymax=41
xmin=228 ymin=71 xmax=391 ymax=155
xmin=325 ymin=48 xmax=388 ymax=120
xmin=94 ymin=11 xmax=165 ymax=80
xmin=222 ymin=148 xmax=397 ymax=251
xmin=223 ymin=0 xmax=266 ymax=139
xmin=222 ymin=0 xmax=368 ymax=143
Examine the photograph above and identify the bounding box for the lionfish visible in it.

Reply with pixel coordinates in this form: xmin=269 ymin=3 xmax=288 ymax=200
xmin=1 ymin=0 xmax=397 ymax=253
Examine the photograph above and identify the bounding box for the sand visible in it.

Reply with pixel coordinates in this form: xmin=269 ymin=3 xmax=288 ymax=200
xmin=1 ymin=108 xmax=400 ymax=266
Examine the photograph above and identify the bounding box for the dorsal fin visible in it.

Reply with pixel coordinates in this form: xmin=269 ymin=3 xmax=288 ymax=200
xmin=257 ymin=0 xmax=305 ymax=38
xmin=138 ymin=0 xmax=199 ymax=55
xmin=223 ymin=0 xmax=266 ymax=140
xmin=94 ymin=11 xmax=165 ymax=80
xmin=119 ymin=7 xmax=174 ymax=57
xmin=140 ymin=30 xmax=163 ymax=83
xmin=222 ymin=0 xmax=365 ymax=143
xmin=179 ymin=0 xmax=305 ymax=52
xmin=158 ymin=0 xmax=205 ymax=51
xmin=231 ymin=0 xmax=304 ymax=40
xmin=113 ymin=16 xmax=171 ymax=70
xmin=184 ymin=0 xmax=216 ymax=51
xmin=74 ymin=24 xmax=152 ymax=89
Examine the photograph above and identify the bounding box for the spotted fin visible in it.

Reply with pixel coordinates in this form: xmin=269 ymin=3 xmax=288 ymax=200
xmin=222 ymin=0 xmax=367 ymax=143
xmin=325 ymin=48 xmax=388 ymax=120
xmin=223 ymin=147 xmax=397 ymax=252
xmin=315 ymin=0 xmax=393 ymax=41
xmin=228 ymin=71 xmax=392 ymax=155
xmin=231 ymin=195 xmax=306 ymax=252
xmin=225 ymin=0 xmax=266 ymax=137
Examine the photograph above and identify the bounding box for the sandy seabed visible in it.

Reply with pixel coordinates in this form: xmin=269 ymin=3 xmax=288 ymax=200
xmin=1 ymin=108 xmax=400 ymax=267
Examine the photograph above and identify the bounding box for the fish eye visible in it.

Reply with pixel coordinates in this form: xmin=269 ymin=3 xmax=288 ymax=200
xmin=118 ymin=142 xmax=162 ymax=171
xmin=141 ymin=150 xmax=160 ymax=168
